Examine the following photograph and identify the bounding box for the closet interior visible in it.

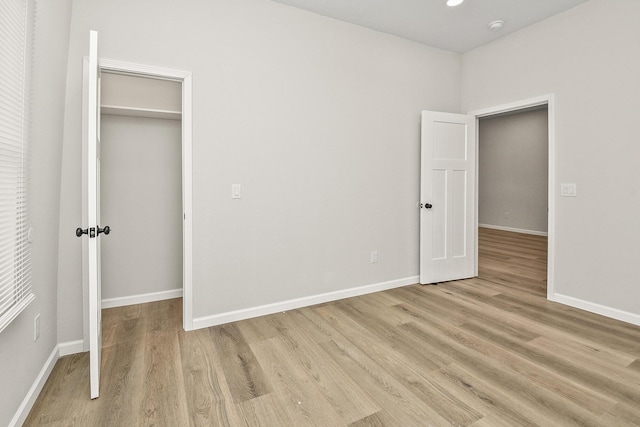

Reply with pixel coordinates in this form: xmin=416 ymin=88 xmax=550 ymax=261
xmin=99 ymin=73 xmax=183 ymax=305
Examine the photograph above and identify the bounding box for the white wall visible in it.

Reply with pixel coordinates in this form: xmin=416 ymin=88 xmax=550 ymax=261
xmin=0 ymin=0 xmax=72 ymax=425
xmin=462 ymin=0 xmax=640 ymax=321
xmin=100 ymin=114 xmax=183 ymax=301
xmin=57 ymin=0 xmax=461 ymax=339
xmin=479 ymin=108 xmax=548 ymax=234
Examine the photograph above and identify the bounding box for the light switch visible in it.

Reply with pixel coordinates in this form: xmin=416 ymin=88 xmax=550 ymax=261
xmin=231 ymin=184 xmax=242 ymax=199
xmin=560 ymin=183 xmax=577 ymax=197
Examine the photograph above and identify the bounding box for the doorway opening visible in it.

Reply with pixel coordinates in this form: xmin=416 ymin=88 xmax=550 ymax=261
xmin=478 ymin=106 xmax=548 ymax=296
xmin=471 ymin=95 xmax=555 ymax=299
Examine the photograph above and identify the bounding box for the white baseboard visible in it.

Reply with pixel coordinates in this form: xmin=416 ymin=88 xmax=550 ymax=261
xmin=9 ymin=345 xmax=59 ymax=427
xmin=479 ymin=223 xmax=548 ymax=237
xmin=58 ymin=339 xmax=84 ymax=356
xmin=551 ymin=293 xmax=640 ymax=327
xmin=192 ymin=276 xmax=419 ymax=330
xmin=102 ymin=288 xmax=183 ymax=309
xmin=10 ymin=339 xmax=88 ymax=426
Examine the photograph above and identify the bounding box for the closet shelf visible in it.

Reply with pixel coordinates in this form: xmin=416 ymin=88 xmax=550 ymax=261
xmin=101 ymin=104 xmax=181 ymax=120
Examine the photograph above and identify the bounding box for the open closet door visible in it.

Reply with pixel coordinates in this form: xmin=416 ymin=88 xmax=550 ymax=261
xmin=420 ymin=111 xmax=476 ymax=284
xmin=80 ymin=30 xmax=108 ymax=399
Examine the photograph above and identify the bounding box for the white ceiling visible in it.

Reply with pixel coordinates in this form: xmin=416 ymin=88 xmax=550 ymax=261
xmin=271 ymin=0 xmax=590 ymax=53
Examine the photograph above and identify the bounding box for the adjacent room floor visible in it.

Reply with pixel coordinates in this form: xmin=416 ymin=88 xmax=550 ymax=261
xmin=25 ymin=229 xmax=640 ymax=426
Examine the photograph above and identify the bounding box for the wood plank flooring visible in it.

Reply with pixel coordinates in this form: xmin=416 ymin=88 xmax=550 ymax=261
xmin=25 ymin=228 xmax=640 ymax=426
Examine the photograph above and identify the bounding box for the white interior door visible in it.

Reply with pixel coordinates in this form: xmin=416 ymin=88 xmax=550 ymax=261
xmin=420 ymin=111 xmax=476 ymax=284
xmin=81 ymin=30 xmax=103 ymax=399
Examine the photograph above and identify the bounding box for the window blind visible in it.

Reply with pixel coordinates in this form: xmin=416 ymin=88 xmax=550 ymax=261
xmin=0 ymin=0 xmax=34 ymax=333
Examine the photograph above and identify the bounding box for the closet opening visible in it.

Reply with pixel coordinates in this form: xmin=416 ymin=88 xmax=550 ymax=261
xmin=100 ymin=72 xmax=183 ymax=311
xmin=81 ymin=60 xmax=194 ymax=341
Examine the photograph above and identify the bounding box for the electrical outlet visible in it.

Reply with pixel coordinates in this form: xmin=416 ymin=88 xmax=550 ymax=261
xmin=560 ymin=183 xmax=577 ymax=197
xmin=370 ymin=251 xmax=378 ymax=263
xmin=231 ymin=184 xmax=242 ymax=199
xmin=503 ymin=211 xmax=509 ymax=219
xmin=34 ymin=314 xmax=40 ymax=341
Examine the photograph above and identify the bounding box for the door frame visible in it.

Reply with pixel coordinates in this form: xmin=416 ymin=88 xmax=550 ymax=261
xmin=468 ymin=94 xmax=556 ymax=300
xmin=83 ymin=58 xmax=194 ymax=337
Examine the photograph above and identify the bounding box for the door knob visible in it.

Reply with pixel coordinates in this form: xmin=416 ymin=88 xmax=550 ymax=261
xmin=97 ymin=225 xmax=111 ymax=236
xmin=424 ymin=203 xmax=433 ymax=209
xmin=76 ymin=226 xmax=110 ymax=237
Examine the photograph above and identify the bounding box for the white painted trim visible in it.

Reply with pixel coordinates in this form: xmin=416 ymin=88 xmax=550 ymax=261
xmin=192 ymin=276 xmax=419 ymax=330
xmin=9 ymin=346 xmax=59 ymax=427
xmin=84 ymin=57 xmax=194 ymax=333
xmin=468 ymin=95 xmax=552 ymax=118
xmin=99 ymin=59 xmax=190 ymax=81
xmin=479 ymin=224 xmax=548 ymax=237
xmin=58 ymin=339 xmax=85 ymax=356
xmin=181 ymin=73 xmax=194 ymax=331
xmin=102 ymin=288 xmax=183 ymax=309
xmin=546 ymin=96 xmax=557 ymax=302
xmin=469 ymin=94 xmax=556 ymax=301
xmin=551 ymin=294 xmax=640 ymax=327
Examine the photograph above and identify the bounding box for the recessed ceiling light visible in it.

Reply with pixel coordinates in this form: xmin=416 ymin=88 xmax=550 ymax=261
xmin=447 ymin=0 xmax=464 ymax=6
xmin=488 ymin=20 xmax=504 ymax=30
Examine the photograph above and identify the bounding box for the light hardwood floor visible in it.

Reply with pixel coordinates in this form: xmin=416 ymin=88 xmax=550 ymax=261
xmin=25 ymin=228 xmax=640 ymax=426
